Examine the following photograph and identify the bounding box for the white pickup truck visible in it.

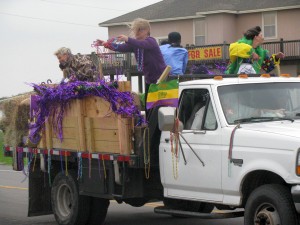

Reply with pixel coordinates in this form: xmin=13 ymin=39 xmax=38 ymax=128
xmin=158 ymin=75 xmax=300 ymax=225
xmin=4 ymin=75 xmax=300 ymax=225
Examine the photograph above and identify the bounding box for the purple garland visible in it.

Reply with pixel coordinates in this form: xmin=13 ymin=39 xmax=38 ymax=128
xmin=28 ymin=80 xmax=145 ymax=144
xmin=189 ymin=62 xmax=228 ymax=75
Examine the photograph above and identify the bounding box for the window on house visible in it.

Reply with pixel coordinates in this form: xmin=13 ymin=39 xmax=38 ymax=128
xmin=194 ymin=19 xmax=205 ymax=46
xmin=263 ymin=12 xmax=277 ymax=39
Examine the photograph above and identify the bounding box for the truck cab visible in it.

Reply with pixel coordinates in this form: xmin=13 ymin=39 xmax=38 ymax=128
xmin=159 ymin=75 xmax=300 ymax=224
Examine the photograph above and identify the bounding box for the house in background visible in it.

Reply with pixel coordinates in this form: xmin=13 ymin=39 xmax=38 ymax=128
xmin=99 ymin=0 xmax=300 ymax=76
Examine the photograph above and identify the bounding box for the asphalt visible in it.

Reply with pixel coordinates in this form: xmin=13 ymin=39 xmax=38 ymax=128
xmin=0 ymin=164 xmax=243 ymax=225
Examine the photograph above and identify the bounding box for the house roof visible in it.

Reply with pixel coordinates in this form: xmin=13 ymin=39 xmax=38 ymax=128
xmin=99 ymin=0 xmax=300 ymax=27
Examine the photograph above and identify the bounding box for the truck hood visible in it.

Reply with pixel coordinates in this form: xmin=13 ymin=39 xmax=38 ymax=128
xmin=240 ymin=120 xmax=300 ymax=138
xmin=231 ymin=120 xmax=300 ymax=150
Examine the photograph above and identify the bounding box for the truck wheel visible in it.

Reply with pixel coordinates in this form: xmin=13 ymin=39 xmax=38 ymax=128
xmin=244 ymin=184 xmax=298 ymax=225
xmin=87 ymin=197 xmax=110 ymax=225
xmin=51 ymin=172 xmax=90 ymax=225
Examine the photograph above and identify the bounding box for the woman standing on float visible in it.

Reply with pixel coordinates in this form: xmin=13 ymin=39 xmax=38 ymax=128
xmin=225 ymin=26 xmax=284 ymax=75
xmin=97 ymin=18 xmax=166 ymax=115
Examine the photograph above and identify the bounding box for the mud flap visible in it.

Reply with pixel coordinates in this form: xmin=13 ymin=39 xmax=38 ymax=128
xmin=28 ymin=160 xmax=53 ymax=217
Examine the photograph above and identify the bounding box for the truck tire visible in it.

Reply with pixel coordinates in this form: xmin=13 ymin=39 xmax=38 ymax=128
xmin=244 ymin=184 xmax=298 ymax=225
xmin=51 ymin=172 xmax=90 ymax=225
xmin=87 ymin=197 xmax=110 ymax=225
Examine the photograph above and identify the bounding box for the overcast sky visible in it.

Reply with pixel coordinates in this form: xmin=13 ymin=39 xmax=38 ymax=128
xmin=0 ymin=0 xmax=162 ymax=98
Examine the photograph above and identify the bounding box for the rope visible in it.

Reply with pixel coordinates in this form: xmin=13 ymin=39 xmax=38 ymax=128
xmin=32 ymin=151 xmax=37 ymax=172
xmin=143 ymin=127 xmax=150 ymax=179
xmin=59 ymin=151 xmax=64 ymax=174
xmin=97 ymin=156 xmax=102 ymax=180
xmin=170 ymin=97 xmax=180 ymax=179
xmin=89 ymin=155 xmax=91 ymax=179
xmin=21 ymin=152 xmax=29 ymax=183
xmin=18 ymin=149 xmax=29 ymax=183
xmin=77 ymin=153 xmax=82 ymax=180
xmin=170 ymin=132 xmax=179 ymax=180
xmin=102 ymin=154 xmax=107 ymax=179
xmin=65 ymin=152 xmax=68 ymax=176
xmin=26 ymin=152 xmax=33 ymax=176
xmin=136 ymin=48 xmax=144 ymax=72
xmin=48 ymin=154 xmax=52 ymax=186
xmin=17 ymin=148 xmax=24 ymax=174
xmin=228 ymin=124 xmax=241 ymax=177
xmin=228 ymin=124 xmax=241 ymax=160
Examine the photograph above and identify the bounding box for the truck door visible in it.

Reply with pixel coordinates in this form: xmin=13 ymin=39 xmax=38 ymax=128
xmin=160 ymin=87 xmax=223 ymax=202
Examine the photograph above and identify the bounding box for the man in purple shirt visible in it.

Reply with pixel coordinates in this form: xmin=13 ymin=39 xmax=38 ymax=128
xmin=98 ymin=18 xmax=166 ymax=114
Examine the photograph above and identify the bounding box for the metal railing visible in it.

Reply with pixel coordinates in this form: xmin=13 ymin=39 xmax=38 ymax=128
xmin=92 ymin=39 xmax=300 ymax=76
xmin=188 ymin=39 xmax=300 ymax=62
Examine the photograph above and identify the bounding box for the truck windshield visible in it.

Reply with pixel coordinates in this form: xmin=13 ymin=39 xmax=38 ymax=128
xmin=218 ymin=82 xmax=300 ymax=124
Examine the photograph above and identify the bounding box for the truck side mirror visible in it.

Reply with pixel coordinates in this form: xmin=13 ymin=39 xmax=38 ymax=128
xmin=158 ymin=107 xmax=178 ymax=131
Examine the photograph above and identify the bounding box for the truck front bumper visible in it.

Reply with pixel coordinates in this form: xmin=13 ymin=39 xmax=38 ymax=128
xmin=291 ymin=185 xmax=300 ymax=203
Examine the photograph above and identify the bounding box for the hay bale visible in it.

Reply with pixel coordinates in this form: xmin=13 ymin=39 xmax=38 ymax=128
xmin=0 ymin=94 xmax=31 ymax=147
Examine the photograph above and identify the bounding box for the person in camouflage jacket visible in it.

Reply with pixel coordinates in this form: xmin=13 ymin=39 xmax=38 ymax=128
xmin=54 ymin=47 xmax=99 ymax=82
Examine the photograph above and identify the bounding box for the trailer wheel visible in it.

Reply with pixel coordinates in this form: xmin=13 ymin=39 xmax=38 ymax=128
xmin=51 ymin=172 xmax=90 ymax=225
xmin=87 ymin=197 xmax=110 ymax=225
xmin=244 ymin=184 xmax=298 ymax=225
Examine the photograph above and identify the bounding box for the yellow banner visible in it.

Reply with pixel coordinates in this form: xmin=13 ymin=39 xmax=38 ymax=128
xmin=188 ymin=46 xmax=222 ymax=60
xmin=147 ymin=89 xmax=178 ymax=102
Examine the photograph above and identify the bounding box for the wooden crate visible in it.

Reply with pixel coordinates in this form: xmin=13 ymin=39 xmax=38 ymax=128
xmin=37 ymin=128 xmax=47 ymax=149
xmin=37 ymin=82 xmax=134 ymax=154
xmin=84 ymin=115 xmax=133 ymax=155
xmin=85 ymin=116 xmax=120 ymax=153
xmin=41 ymin=100 xmax=87 ymax=151
xmin=117 ymin=116 xmax=133 ymax=155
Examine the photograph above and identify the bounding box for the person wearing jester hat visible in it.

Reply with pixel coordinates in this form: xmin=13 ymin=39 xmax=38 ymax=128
xmin=225 ymin=26 xmax=285 ymax=75
xmin=96 ymin=18 xmax=166 ymax=110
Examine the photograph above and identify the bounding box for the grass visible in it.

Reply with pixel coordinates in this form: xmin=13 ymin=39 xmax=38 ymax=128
xmin=0 ymin=131 xmax=13 ymax=165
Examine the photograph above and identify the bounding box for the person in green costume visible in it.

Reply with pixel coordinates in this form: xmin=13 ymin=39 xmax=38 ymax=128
xmin=225 ymin=26 xmax=285 ymax=75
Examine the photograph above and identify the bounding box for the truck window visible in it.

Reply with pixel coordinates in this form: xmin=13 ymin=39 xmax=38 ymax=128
xmin=218 ymin=82 xmax=300 ymax=124
xmin=178 ymin=89 xmax=217 ymax=130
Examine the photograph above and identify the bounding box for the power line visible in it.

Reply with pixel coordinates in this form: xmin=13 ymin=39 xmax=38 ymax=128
xmin=40 ymin=0 xmax=128 ymax=12
xmin=0 ymin=11 xmax=100 ymax=28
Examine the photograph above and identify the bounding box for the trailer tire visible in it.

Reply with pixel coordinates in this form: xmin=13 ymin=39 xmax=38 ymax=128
xmin=87 ymin=197 xmax=110 ymax=225
xmin=244 ymin=184 xmax=298 ymax=225
xmin=51 ymin=172 xmax=90 ymax=225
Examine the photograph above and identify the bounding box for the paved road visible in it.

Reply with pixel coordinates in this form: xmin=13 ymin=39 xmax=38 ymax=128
xmin=0 ymin=164 xmax=243 ymax=225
